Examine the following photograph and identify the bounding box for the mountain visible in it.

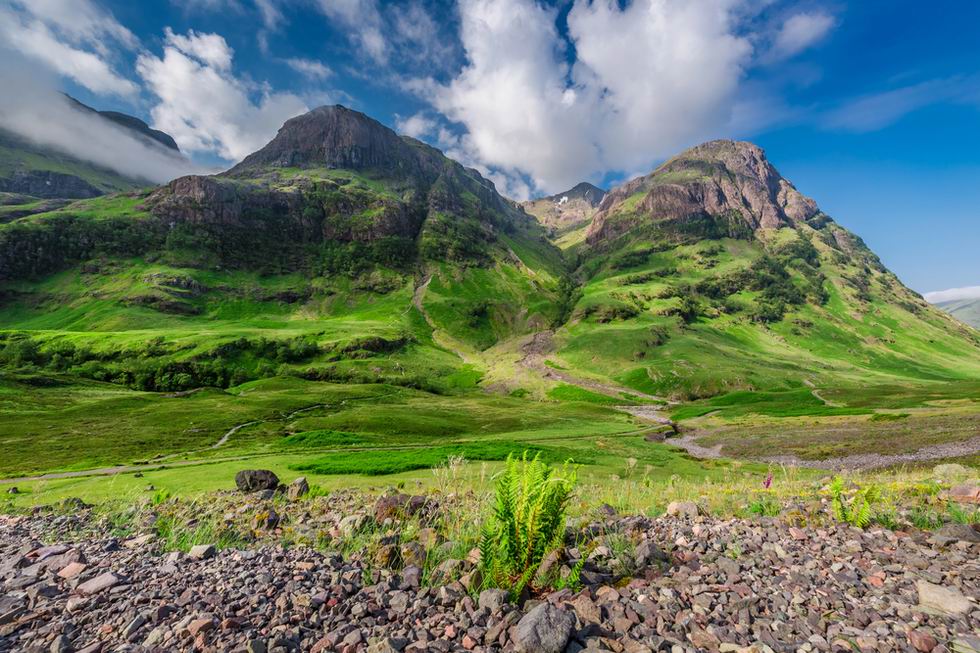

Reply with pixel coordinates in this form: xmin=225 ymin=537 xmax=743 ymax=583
xmin=550 ymin=140 xmax=980 ymax=399
xmin=521 ymin=182 xmax=606 ymax=248
xmin=0 ymin=112 xmax=977 ymax=402
xmin=65 ymin=96 xmax=180 ymax=152
xmin=0 ymin=97 xmax=179 ymax=205
xmin=934 ymin=298 xmax=980 ymax=329
xmin=0 ymin=105 xmax=563 ymax=393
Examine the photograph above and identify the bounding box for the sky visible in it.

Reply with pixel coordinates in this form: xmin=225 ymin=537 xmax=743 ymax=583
xmin=0 ymin=0 xmax=977 ymax=296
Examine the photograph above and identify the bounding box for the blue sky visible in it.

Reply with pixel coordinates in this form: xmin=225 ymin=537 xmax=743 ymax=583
xmin=0 ymin=0 xmax=978 ymax=294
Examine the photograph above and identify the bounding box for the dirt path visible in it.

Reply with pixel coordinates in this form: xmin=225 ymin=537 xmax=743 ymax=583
xmin=519 ymin=331 xmax=674 ymax=404
xmin=411 ymin=273 xmax=475 ymax=363
xmin=666 ymin=432 xmax=980 ymax=470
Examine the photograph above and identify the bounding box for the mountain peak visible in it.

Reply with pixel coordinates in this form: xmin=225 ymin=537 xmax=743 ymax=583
xmin=545 ymin=181 xmax=607 ymax=207
xmin=227 ymin=104 xmax=413 ymax=175
xmin=587 ymin=139 xmax=819 ymax=245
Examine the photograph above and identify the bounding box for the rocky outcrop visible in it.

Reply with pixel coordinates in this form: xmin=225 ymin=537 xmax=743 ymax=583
xmin=0 ymin=170 xmax=103 ymax=199
xmin=234 ymin=470 xmax=280 ymax=493
xmin=228 ymin=105 xmax=424 ymax=176
xmin=587 ymin=140 xmax=820 ymax=245
xmin=145 ymin=176 xmax=303 ymax=228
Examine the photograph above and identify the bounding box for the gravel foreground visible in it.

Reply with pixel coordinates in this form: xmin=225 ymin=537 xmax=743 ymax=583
xmin=1 ymin=511 xmax=978 ymax=653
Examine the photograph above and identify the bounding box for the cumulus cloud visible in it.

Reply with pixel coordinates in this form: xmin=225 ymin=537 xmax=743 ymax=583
xmin=395 ymin=112 xmax=437 ymax=139
xmin=285 ymin=58 xmax=333 ymax=80
xmin=165 ymin=28 xmax=234 ymax=71
xmin=421 ymin=0 xmax=754 ymax=197
xmin=0 ymin=60 xmax=200 ymax=184
xmin=771 ymin=11 xmax=835 ymax=60
xmin=137 ymin=29 xmax=309 ymax=162
xmin=924 ymin=286 xmax=980 ymax=303
xmin=0 ymin=0 xmax=138 ymax=97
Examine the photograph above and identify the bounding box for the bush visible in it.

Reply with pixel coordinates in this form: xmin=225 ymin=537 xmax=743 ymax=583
xmin=479 ymin=453 xmax=576 ymax=596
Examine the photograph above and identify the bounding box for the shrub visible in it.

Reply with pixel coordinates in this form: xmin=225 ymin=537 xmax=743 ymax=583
xmin=479 ymin=453 xmax=576 ymax=596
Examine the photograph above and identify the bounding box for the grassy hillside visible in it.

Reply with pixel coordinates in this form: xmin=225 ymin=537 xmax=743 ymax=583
xmin=0 ymin=122 xmax=976 ymax=486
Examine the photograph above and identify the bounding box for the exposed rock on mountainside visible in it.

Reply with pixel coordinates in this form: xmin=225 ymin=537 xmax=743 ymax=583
xmin=145 ymin=105 xmax=551 ymax=265
xmin=0 ymin=169 xmax=103 ymax=199
xmin=587 ymin=140 xmax=819 ymax=245
xmin=522 ymin=181 xmax=607 ymax=235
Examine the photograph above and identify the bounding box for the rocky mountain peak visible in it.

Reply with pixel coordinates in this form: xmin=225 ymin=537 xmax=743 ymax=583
xmin=227 ymin=105 xmax=416 ymax=175
xmin=587 ymin=139 xmax=820 ymax=245
xmin=550 ymin=182 xmax=607 ymax=207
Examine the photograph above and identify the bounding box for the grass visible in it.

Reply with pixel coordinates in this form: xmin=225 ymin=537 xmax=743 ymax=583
xmin=546 ymin=383 xmax=631 ymax=405
xmin=291 ymin=441 xmax=587 ymax=476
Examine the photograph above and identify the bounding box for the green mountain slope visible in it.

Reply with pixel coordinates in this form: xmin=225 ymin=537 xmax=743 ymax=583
xmin=0 ymin=106 xmax=563 ymax=393
xmin=935 ymin=297 xmax=980 ymax=329
xmin=546 ymin=140 xmax=980 ymax=400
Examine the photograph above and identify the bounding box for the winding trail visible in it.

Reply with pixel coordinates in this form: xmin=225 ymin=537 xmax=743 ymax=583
xmin=519 ymin=331 xmax=674 ymax=404
xmin=665 ymin=431 xmax=980 ymax=470
xmin=410 ymin=273 xmax=475 ymax=363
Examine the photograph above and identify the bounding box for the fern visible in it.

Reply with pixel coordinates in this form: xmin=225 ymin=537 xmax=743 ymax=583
xmin=829 ymin=476 xmax=879 ymax=529
xmin=478 ymin=452 xmax=576 ymax=596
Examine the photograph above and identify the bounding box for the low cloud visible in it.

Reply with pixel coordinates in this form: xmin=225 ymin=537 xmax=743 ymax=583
xmin=0 ymin=62 xmax=201 ymax=184
xmin=924 ymin=286 xmax=980 ymax=303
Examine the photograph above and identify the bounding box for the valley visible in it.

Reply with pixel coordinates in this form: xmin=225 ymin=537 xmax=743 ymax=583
xmin=1 ymin=104 xmax=978 ymax=653
xmin=1 ymin=107 xmax=978 ymax=498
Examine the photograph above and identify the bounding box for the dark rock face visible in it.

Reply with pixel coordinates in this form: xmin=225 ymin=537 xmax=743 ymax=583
xmin=146 ymin=176 xmax=303 ymax=228
xmin=587 ymin=140 xmax=820 ymax=245
xmin=234 ymin=470 xmax=280 ymax=493
xmin=228 ymin=105 xmax=421 ymax=175
xmin=0 ymin=170 xmax=103 ymax=199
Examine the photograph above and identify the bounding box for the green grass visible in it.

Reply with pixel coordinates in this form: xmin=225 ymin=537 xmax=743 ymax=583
xmin=291 ymin=441 xmax=588 ymax=476
xmin=547 ymin=383 xmax=630 ymax=405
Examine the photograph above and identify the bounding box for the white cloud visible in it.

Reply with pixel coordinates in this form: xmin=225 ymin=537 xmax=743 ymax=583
xmin=253 ymin=0 xmax=286 ymax=30
xmin=0 ymin=0 xmax=138 ymax=97
xmin=823 ymin=78 xmax=958 ymax=132
xmin=925 ymin=286 xmax=980 ymax=303
xmin=137 ymin=29 xmax=309 ymax=162
xmin=0 ymin=59 xmax=200 ymax=184
xmin=771 ymin=11 xmax=835 ymax=60
xmin=314 ymin=0 xmax=387 ymax=64
xmin=395 ymin=112 xmax=436 ymax=139
xmin=422 ymin=0 xmax=754 ymax=197
xmin=285 ymin=57 xmax=333 ymax=80
xmin=165 ymin=28 xmax=234 ymax=71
